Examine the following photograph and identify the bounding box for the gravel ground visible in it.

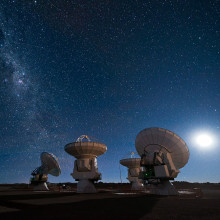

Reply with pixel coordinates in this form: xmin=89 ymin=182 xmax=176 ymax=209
xmin=0 ymin=183 xmax=219 ymax=219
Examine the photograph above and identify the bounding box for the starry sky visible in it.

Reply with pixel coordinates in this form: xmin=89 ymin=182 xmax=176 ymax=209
xmin=0 ymin=0 xmax=219 ymax=184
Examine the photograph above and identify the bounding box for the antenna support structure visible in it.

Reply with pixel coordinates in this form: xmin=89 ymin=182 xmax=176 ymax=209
xmin=30 ymin=152 xmax=61 ymax=191
xmin=120 ymin=153 xmax=144 ymax=191
xmin=135 ymin=127 xmax=190 ymax=195
xmin=64 ymin=135 xmax=107 ymax=193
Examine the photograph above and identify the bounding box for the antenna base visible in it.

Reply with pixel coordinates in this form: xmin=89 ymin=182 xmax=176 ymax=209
xmin=131 ymin=180 xmax=144 ymax=190
xmin=146 ymin=180 xmax=178 ymax=195
xmin=33 ymin=182 xmax=49 ymax=191
xmin=77 ymin=179 xmax=96 ymax=193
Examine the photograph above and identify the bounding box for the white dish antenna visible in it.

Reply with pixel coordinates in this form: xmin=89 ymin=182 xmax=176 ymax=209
xmin=40 ymin=152 xmax=61 ymax=176
xmin=120 ymin=158 xmax=141 ymax=169
xmin=65 ymin=140 xmax=107 ymax=159
xmin=135 ymin=127 xmax=190 ymax=195
xmin=64 ymin=135 xmax=107 ymax=193
xmin=135 ymin=127 xmax=189 ymax=169
xmin=120 ymin=152 xmax=141 ymax=168
xmin=120 ymin=152 xmax=144 ymax=190
xmin=31 ymin=152 xmax=61 ymax=191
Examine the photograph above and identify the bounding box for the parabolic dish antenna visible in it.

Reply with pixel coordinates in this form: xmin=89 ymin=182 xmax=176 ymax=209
xmin=31 ymin=152 xmax=61 ymax=191
xmin=135 ymin=127 xmax=190 ymax=195
xmin=120 ymin=158 xmax=141 ymax=169
xmin=64 ymin=135 xmax=107 ymax=193
xmin=40 ymin=152 xmax=61 ymax=176
xmin=65 ymin=135 xmax=107 ymax=159
xmin=120 ymin=152 xmax=144 ymax=190
xmin=120 ymin=152 xmax=141 ymax=168
xmin=135 ymin=127 xmax=189 ymax=169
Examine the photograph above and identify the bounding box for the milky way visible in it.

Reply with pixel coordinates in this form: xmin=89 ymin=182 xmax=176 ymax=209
xmin=0 ymin=0 xmax=219 ymax=183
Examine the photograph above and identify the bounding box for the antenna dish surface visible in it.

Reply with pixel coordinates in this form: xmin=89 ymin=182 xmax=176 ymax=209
xmin=65 ymin=138 xmax=107 ymax=159
xmin=120 ymin=158 xmax=141 ymax=168
xmin=135 ymin=127 xmax=189 ymax=169
xmin=40 ymin=152 xmax=61 ymax=176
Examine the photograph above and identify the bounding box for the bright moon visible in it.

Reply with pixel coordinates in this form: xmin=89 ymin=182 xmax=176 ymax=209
xmin=195 ymin=133 xmax=213 ymax=148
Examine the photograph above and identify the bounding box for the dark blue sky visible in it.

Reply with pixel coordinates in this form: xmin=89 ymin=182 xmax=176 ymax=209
xmin=0 ymin=0 xmax=219 ymax=183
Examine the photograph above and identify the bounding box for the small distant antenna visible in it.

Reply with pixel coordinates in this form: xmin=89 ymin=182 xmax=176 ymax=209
xmin=119 ymin=154 xmax=144 ymax=190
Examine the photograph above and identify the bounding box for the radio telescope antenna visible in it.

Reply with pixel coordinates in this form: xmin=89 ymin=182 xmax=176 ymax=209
xmin=30 ymin=152 xmax=61 ymax=191
xmin=120 ymin=152 xmax=144 ymax=190
xmin=64 ymin=135 xmax=107 ymax=193
xmin=135 ymin=127 xmax=190 ymax=195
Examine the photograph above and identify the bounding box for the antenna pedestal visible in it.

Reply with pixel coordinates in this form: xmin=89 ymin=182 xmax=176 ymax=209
xmin=31 ymin=174 xmax=49 ymax=191
xmin=65 ymin=138 xmax=107 ymax=193
xmin=33 ymin=182 xmax=49 ymax=191
xmin=71 ymin=158 xmax=101 ymax=193
xmin=147 ymin=180 xmax=178 ymax=195
xmin=77 ymin=179 xmax=96 ymax=193
xmin=120 ymin=158 xmax=144 ymax=191
xmin=128 ymin=169 xmax=144 ymax=190
xmin=130 ymin=178 xmax=144 ymax=190
xmin=30 ymin=152 xmax=61 ymax=191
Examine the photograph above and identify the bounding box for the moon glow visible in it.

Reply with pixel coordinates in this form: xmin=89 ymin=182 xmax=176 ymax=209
xmin=195 ymin=133 xmax=214 ymax=149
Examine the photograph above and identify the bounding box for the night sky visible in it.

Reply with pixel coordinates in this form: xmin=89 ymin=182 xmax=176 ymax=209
xmin=0 ymin=0 xmax=219 ymax=184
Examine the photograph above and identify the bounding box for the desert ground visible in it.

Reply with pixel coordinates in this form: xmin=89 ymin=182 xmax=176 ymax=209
xmin=0 ymin=182 xmax=220 ymax=219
